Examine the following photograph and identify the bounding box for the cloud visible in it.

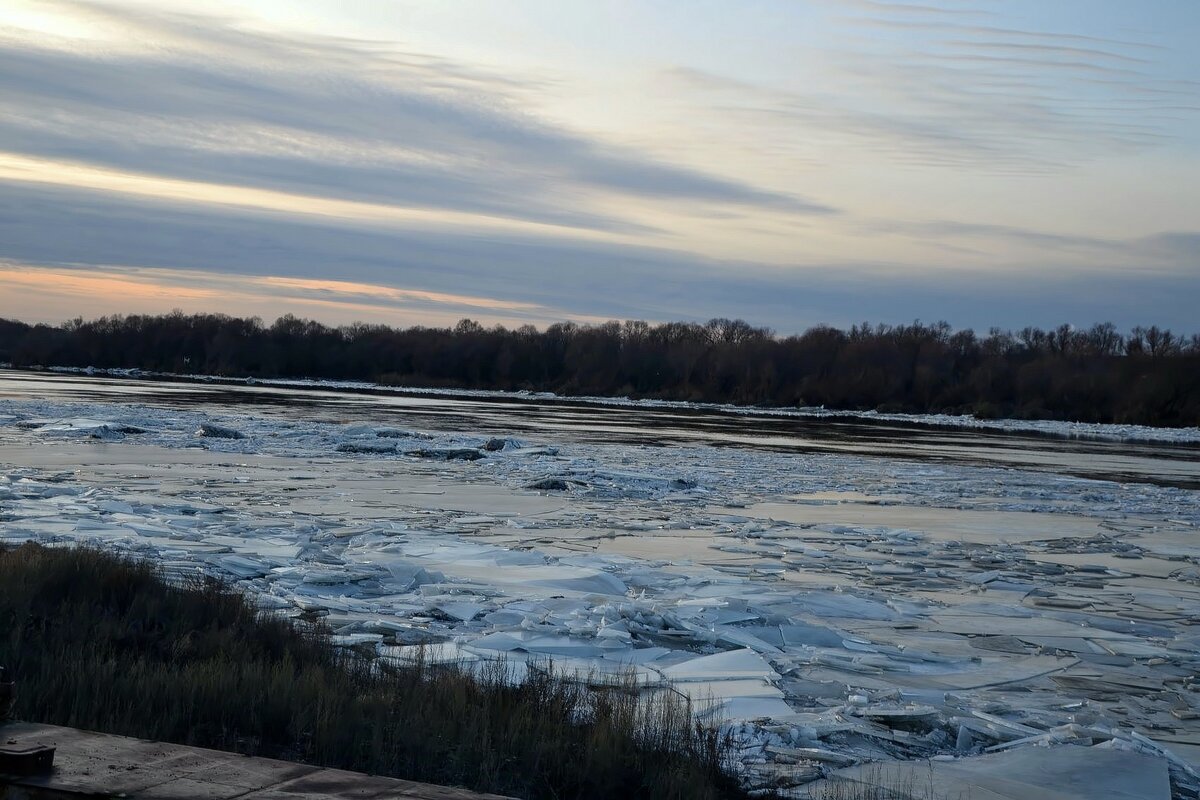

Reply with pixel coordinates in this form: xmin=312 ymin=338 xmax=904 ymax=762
xmin=851 ymin=17 xmax=1167 ymax=54
xmin=662 ymin=2 xmax=1195 ymax=173
xmin=834 ymin=1 xmax=993 ymax=19
xmin=0 ymin=181 xmax=737 ymax=319
xmin=939 ymin=40 xmax=1149 ymax=67
xmin=1 ymin=180 xmax=1196 ymax=332
xmin=1136 ymin=232 xmax=1200 ymax=262
xmin=0 ymin=0 xmax=1195 ymax=335
xmin=846 ymin=218 xmax=1200 ymax=277
xmin=860 ymin=219 xmax=1122 ymax=255
xmin=0 ymin=0 xmax=836 ymax=235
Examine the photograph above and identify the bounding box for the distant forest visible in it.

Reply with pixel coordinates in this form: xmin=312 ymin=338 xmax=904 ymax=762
xmin=1 ymin=313 xmax=1198 ymax=427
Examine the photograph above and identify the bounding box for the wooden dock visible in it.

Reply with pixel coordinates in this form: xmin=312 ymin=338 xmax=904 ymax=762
xmin=0 ymin=722 xmax=516 ymax=799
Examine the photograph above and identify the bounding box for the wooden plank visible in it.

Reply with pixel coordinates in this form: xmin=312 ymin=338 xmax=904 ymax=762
xmin=0 ymin=723 xmax=514 ymax=799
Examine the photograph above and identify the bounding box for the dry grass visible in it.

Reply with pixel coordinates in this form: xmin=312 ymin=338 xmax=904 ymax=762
xmin=811 ymin=762 xmax=965 ymax=800
xmin=0 ymin=543 xmax=752 ymax=800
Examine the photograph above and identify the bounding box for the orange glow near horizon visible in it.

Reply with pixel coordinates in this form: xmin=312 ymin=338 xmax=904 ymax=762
xmin=0 ymin=264 xmax=607 ymax=328
xmin=0 ymin=265 xmax=222 ymax=304
xmin=257 ymin=276 xmax=544 ymax=313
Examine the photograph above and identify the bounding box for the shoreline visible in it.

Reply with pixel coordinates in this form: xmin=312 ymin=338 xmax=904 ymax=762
xmin=12 ymin=364 xmax=1200 ymax=446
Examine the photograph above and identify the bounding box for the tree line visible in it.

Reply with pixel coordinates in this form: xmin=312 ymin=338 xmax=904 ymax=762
xmin=1 ymin=312 xmax=1197 ymax=426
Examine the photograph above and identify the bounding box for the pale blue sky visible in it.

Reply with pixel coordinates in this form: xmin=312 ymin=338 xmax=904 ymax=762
xmin=1 ymin=0 xmax=1197 ymax=331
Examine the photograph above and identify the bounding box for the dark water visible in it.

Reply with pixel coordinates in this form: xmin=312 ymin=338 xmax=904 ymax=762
xmin=2 ymin=369 xmax=1197 ymax=488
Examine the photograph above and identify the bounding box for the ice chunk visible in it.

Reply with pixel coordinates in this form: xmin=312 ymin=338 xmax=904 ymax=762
xmin=778 ymin=622 xmax=846 ymax=648
xmin=336 ymin=441 xmax=398 ymax=454
xmin=380 ymin=641 xmax=480 ymax=664
xmin=384 ymin=564 xmax=444 ymax=590
xmin=209 ymin=554 xmax=269 ymax=579
xmin=375 ymin=428 xmax=426 ymax=439
xmin=483 ymin=437 xmax=524 ymax=451
xmin=196 ymin=423 xmax=245 ymax=439
xmin=506 ymin=446 xmax=560 ymax=457
xmin=661 ymin=648 xmax=780 ymax=682
xmin=467 ymin=631 xmax=608 ymax=658
xmin=434 ymin=601 xmax=486 ymax=622
xmin=331 ymin=633 xmax=384 ymax=647
xmin=405 ymin=448 xmax=484 ymax=461
xmin=527 ymin=478 xmax=571 ymax=491
xmin=700 ymin=695 xmax=796 ymax=722
xmin=28 ymin=418 xmax=145 ymax=438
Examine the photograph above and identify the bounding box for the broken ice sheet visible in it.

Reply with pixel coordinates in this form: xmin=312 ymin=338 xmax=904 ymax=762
xmin=812 ymin=744 xmax=1171 ymax=800
xmin=656 ymin=649 xmax=797 ymax=722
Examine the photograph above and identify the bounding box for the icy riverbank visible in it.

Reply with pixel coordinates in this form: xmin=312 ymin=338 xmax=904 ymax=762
xmin=36 ymin=365 xmax=1200 ymax=445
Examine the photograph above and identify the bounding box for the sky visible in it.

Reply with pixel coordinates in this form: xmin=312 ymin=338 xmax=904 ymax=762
xmin=1 ymin=0 xmax=1197 ymax=333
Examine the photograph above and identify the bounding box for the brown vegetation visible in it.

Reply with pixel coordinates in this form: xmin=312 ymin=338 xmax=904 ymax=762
xmin=2 ymin=313 xmax=1197 ymax=425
